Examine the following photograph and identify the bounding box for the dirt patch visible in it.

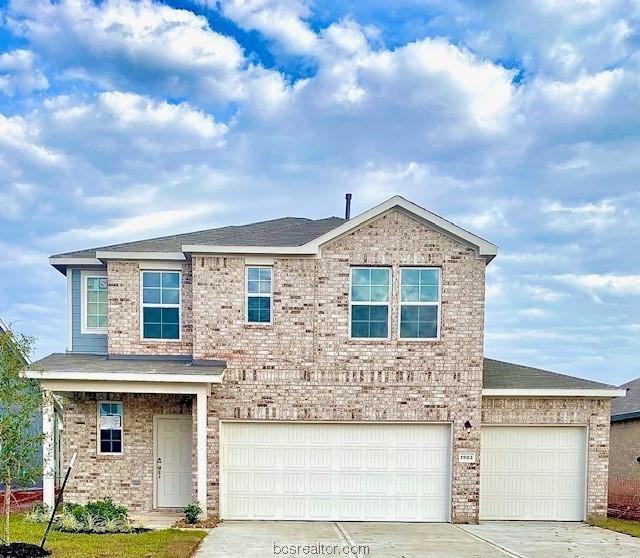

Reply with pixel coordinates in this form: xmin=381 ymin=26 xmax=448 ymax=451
xmin=173 ymin=516 xmax=219 ymax=529
xmin=0 ymin=543 xmax=50 ymax=558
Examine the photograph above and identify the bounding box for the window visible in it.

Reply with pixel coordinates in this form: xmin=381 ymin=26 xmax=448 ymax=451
xmin=98 ymin=401 xmax=122 ymax=454
xmin=399 ymin=267 xmax=440 ymax=339
xmin=246 ymin=266 xmax=272 ymax=323
xmin=350 ymin=267 xmax=390 ymax=338
xmin=81 ymin=272 xmax=107 ymax=334
xmin=141 ymin=271 xmax=180 ymax=340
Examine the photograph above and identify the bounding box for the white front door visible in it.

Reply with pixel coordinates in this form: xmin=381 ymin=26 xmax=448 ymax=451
xmin=480 ymin=426 xmax=587 ymax=521
xmin=221 ymin=422 xmax=451 ymax=521
xmin=156 ymin=417 xmax=193 ymax=508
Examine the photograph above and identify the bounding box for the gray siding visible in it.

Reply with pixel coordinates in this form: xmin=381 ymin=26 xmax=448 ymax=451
xmin=71 ymin=268 xmax=107 ymax=354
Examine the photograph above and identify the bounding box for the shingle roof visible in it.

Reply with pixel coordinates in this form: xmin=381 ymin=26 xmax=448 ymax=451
xmin=52 ymin=216 xmax=346 ymax=259
xmin=483 ymin=358 xmax=616 ymax=390
xmin=611 ymin=377 xmax=640 ymax=418
xmin=30 ymin=353 xmax=225 ymax=376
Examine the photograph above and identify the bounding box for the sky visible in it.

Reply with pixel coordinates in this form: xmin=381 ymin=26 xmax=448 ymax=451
xmin=0 ymin=0 xmax=639 ymax=385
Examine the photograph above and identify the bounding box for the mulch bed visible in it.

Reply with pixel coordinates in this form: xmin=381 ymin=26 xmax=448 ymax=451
xmin=173 ymin=517 xmax=219 ymax=529
xmin=0 ymin=543 xmax=50 ymax=558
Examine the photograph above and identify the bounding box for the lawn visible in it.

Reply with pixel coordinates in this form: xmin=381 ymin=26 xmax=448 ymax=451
xmin=3 ymin=515 xmax=207 ymax=558
xmin=590 ymin=517 xmax=640 ymax=538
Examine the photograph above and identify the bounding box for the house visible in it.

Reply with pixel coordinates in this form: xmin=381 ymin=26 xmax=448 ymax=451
xmin=27 ymin=195 xmax=625 ymax=523
xmin=609 ymin=378 xmax=640 ymax=517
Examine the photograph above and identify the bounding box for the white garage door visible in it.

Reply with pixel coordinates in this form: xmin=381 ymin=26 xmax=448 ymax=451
xmin=221 ymin=422 xmax=451 ymax=521
xmin=480 ymin=426 xmax=586 ymax=521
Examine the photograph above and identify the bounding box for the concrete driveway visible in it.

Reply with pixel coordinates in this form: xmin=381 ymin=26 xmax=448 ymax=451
xmin=195 ymin=521 xmax=640 ymax=558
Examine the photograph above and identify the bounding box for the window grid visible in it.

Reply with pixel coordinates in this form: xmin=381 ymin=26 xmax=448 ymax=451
xmin=84 ymin=275 xmax=108 ymax=331
xmin=399 ymin=267 xmax=441 ymax=340
xmin=246 ymin=266 xmax=272 ymax=324
xmin=98 ymin=401 xmax=123 ymax=455
xmin=141 ymin=271 xmax=181 ymax=340
xmin=350 ymin=267 xmax=391 ymax=339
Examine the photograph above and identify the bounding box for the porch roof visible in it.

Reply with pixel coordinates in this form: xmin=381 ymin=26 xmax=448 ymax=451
xmin=25 ymin=353 xmax=225 ymax=388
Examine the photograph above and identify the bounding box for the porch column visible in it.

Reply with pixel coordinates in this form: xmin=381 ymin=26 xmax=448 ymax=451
xmin=42 ymin=392 xmax=55 ymax=510
xmin=196 ymin=388 xmax=208 ymax=517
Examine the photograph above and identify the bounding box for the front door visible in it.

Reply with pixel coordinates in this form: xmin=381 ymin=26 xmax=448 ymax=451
xmin=156 ymin=416 xmax=193 ymax=508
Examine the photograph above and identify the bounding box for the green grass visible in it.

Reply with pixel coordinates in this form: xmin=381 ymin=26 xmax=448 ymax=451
xmin=590 ymin=517 xmax=640 ymax=538
xmin=2 ymin=515 xmax=207 ymax=558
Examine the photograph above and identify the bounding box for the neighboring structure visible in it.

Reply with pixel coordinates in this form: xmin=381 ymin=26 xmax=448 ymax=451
xmin=609 ymin=378 xmax=640 ymax=518
xmin=27 ymin=195 xmax=625 ymax=523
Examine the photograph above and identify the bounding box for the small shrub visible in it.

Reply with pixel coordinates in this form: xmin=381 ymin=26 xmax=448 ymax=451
xmin=104 ymin=517 xmax=133 ymax=534
xmin=58 ymin=513 xmax=82 ymax=533
xmin=82 ymin=514 xmax=106 ymax=534
xmin=84 ymin=498 xmax=128 ymax=521
xmin=183 ymin=502 xmax=202 ymax=525
xmin=24 ymin=504 xmax=50 ymax=524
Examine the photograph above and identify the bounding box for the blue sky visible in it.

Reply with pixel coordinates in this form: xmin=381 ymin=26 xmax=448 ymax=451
xmin=0 ymin=0 xmax=639 ymax=385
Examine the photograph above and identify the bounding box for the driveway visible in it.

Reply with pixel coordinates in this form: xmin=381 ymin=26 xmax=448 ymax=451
xmin=195 ymin=521 xmax=640 ymax=558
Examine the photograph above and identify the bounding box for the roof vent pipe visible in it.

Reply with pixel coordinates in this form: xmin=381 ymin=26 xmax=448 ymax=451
xmin=345 ymin=193 xmax=352 ymax=220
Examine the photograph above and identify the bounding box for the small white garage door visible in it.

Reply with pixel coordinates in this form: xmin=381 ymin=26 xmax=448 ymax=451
xmin=221 ymin=422 xmax=451 ymax=521
xmin=480 ymin=426 xmax=586 ymax=521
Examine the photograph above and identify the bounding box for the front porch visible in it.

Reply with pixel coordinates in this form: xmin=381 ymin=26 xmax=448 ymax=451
xmin=26 ymin=353 xmax=225 ymax=517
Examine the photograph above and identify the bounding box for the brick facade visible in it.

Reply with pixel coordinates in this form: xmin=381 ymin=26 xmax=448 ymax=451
xmin=609 ymin=419 xmax=640 ymax=480
xmin=482 ymin=397 xmax=611 ymax=519
xmin=56 ymin=208 xmax=612 ymax=522
xmin=62 ymin=393 xmax=193 ymax=511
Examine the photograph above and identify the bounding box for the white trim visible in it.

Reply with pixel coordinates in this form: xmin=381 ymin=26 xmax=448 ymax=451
xmin=37 ymin=379 xmax=215 ymax=395
xmin=96 ymin=251 xmax=186 ymax=261
xmin=349 ymin=266 xmax=392 ymax=340
xmin=138 ymin=261 xmax=184 ymax=270
xmin=398 ymin=266 xmax=441 ymax=341
xmin=140 ymin=270 xmax=182 ymax=342
xmin=26 ymin=370 xmax=223 ymax=385
xmin=196 ymin=389 xmax=208 ymax=517
xmin=244 ymin=256 xmax=275 ymax=265
xmin=482 ymin=388 xmax=627 ymax=397
xmin=49 ymin=257 xmax=102 ymax=266
xmin=66 ymin=269 xmax=73 ymax=352
xmin=97 ymin=400 xmax=123 ymax=456
xmin=183 ymin=245 xmax=316 ymax=255
xmin=81 ymin=270 xmax=108 ymax=335
xmin=245 ymin=265 xmax=273 ymax=325
xmin=183 ymin=196 xmax=498 ymax=259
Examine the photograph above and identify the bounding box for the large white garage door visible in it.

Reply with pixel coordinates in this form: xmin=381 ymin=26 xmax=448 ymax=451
xmin=480 ymin=426 xmax=586 ymax=521
xmin=221 ymin=422 xmax=451 ymax=521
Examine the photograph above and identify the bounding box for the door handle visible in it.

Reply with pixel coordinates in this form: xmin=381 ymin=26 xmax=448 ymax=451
xmin=157 ymin=457 xmax=162 ymax=478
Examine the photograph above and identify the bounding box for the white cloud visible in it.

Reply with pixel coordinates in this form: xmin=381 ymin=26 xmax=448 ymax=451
xmin=0 ymin=49 xmax=48 ymax=96
xmin=543 ymin=199 xmax=617 ymax=231
xmin=554 ymin=273 xmax=640 ymax=298
xmin=518 ymin=307 xmax=551 ymax=318
xmin=524 ymin=285 xmax=569 ymax=302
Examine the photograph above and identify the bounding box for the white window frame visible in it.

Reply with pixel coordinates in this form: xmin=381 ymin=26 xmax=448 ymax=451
xmin=245 ymin=266 xmax=273 ymax=325
xmin=140 ymin=270 xmax=182 ymax=342
xmin=398 ymin=266 xmax=441 ymax=341
xmin=81 ymin=270 xmax=108 ymax=335
xmin=349 ymin=266 xmax=392 ymax=340
xmin=97 ymin=400 xmax=123 ymax=456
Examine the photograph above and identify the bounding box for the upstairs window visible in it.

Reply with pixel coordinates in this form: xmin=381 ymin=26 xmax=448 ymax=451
xmin=246 ymin=266 xmax=272 ymax=323
xmin=82 ymin=272 xmax=108 ymax=334
xmin=141 ymin=271 xmax=180 ymax=340
xmin=399 ymin=267 xmax=440 ymax=339
xmin=350 ymin=267 xmax=390 ymax=339
xmin=98 ymin=401 xmax=123 ymax=454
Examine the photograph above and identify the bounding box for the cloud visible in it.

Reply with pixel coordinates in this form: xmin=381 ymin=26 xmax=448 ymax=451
xmin=7 ymin=0 xmax=291 ymax=109
xmin=524 ymin=285 xmax=569 ymax=302
xmin=543 ymin=199 xmax=617 ymax=231
xmin=554 ymin=273 xmax=640 ymax=299
xmin=0 ymin=49 xmax=49 ymax=96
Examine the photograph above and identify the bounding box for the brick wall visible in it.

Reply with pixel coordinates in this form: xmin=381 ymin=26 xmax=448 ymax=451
xmin=107 ymin=261 xmax=193 ymax=355
xmin=193 ymin=209 xmax=487 ymax=522
xmin=609 ymin=420 xmax=640 ymax=481
xmin=62 ymin=393 xmax=193 ymax=511
xmin=482 ymin=397 xmax=611 ymax=519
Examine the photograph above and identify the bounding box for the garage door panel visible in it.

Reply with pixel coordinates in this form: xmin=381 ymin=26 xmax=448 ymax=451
xmin=222 ymin=422 xmax=451 ymax=522
xmin=480 ymin=426 xmax=586 ymax=521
